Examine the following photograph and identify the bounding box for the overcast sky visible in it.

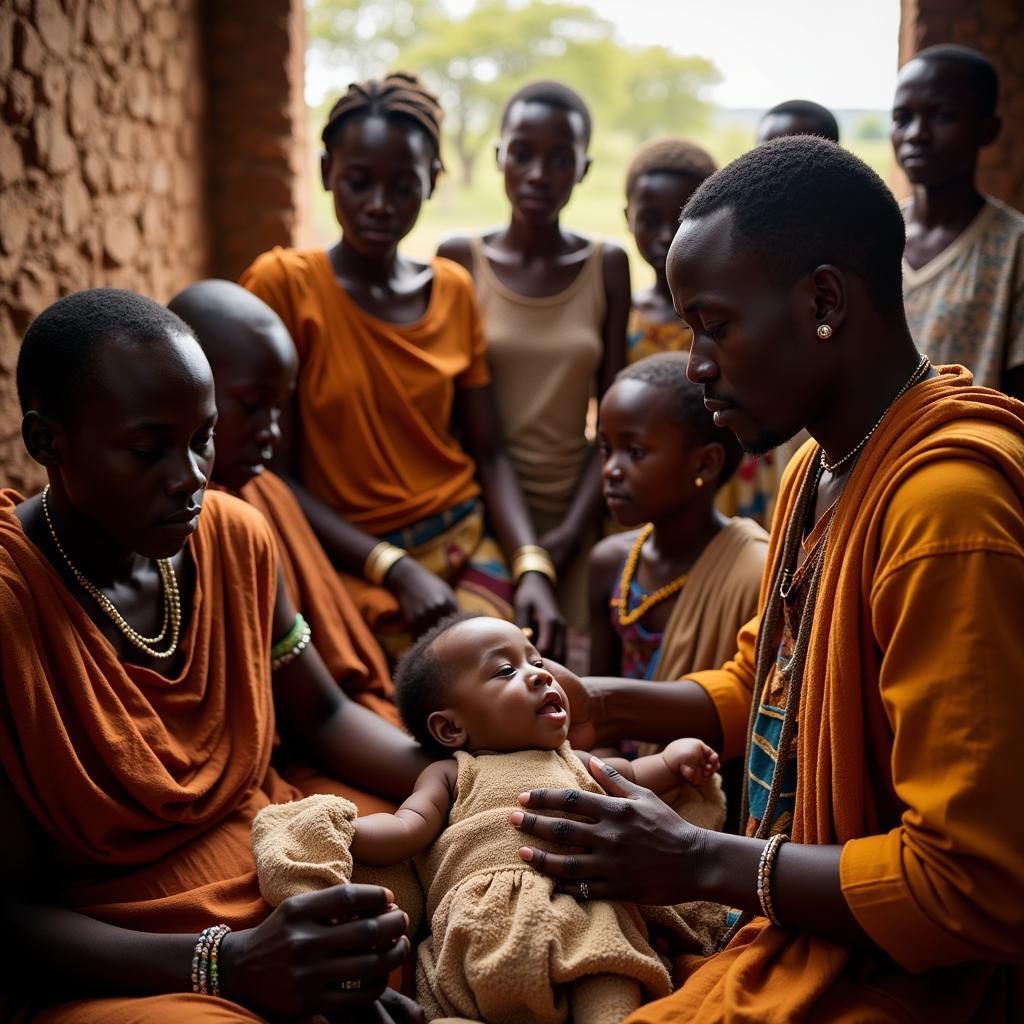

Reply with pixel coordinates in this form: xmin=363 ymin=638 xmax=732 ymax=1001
xmin=306 ymin=0 xmax=902 ymax=111
xmin=585 ymin=0 xmax=901 ymax=110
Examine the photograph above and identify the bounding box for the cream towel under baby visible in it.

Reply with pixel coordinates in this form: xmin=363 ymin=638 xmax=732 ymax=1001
xmin=252 ymin=747 xmax=727 ymax=1023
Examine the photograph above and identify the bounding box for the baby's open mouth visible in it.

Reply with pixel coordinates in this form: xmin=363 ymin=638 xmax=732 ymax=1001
xmin=538 ymin=693 xmax=565 ymax=717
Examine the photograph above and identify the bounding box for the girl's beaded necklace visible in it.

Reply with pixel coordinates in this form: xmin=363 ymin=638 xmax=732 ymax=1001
xmin=612 ymin=523 xmax=688 ymax=627
xmin=41 ymin=485 xmax=182 ymax=659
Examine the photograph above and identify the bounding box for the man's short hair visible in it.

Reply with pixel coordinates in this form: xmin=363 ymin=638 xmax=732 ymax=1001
xmin=681 ymin=136 xmax=906 ymax=313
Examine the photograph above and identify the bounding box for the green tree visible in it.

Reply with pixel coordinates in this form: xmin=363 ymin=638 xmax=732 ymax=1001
xmin=306 ymin=0 xmax=445 ymax=82
xmin=399 ymin=0 xmax=615 ymax=185
xmin=854 ymin=113 xmax=887 ymax=140
xmin=306 ymin=0 xmax=721 ymax=186
xmin=610 ymin=45 xmax=720 ymax=143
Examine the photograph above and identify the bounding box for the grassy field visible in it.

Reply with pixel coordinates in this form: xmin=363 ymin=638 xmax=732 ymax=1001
xmin=309 ymin=128 xmax=894 ymax=290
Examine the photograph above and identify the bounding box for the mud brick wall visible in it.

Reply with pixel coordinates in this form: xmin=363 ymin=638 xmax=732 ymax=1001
xmin=899 ymin=0 xmax=1024 ymax=210
xmin=0 ymin=0 xmax=308 ymax=491
xmin=205 ymin=0 xmax=309 ymax=282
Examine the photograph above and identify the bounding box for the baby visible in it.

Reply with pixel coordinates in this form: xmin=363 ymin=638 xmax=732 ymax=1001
xmin=254 ymin=613 xmax=722 ymax=1024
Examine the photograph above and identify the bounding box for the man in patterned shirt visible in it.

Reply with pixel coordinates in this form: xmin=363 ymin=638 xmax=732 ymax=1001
xmin=893 ymin=44 xmax=1024 ymax=399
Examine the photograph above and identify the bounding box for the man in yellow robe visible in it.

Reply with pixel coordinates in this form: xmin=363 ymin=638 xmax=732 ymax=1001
xmin=510 ymin=137 xmax=1024 ymax=1022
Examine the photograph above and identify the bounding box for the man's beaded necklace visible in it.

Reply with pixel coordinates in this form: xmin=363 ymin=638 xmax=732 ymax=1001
xmin=612 ymin=523 xmax=688 ymax=627
xmin=41 ymin=485 xmax=182 ymax=659
xmin=819 ymin=356 xmax=931 ymax=474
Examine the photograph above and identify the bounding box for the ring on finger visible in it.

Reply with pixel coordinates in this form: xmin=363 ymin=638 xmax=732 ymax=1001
xmin=340 ymin=979 xmax=362 ymax=991
xmin=578 ymin=881 xmax=589 ymax=901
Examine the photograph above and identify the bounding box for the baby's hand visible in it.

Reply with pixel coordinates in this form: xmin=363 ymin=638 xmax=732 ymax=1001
xmin=663 ymin=737 xmax=720 ymax=782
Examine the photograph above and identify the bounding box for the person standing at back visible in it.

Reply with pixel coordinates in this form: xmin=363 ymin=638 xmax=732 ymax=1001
xmin=757 ymin=99 xmax=840 ymax=144
xmin=623 ymin=136 xmax=775 ymax=527
xmin=241 ymin=72 xmax=564 ymax=662
xmin=892 ymin=44 xmax=1024 ymax=399
xmin=439 ymin=81 xmax=631 ymax=630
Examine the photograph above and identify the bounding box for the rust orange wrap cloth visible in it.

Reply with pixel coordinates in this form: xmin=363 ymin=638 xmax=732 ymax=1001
xmin=0 ymin=490 xmax=395 ymax=1021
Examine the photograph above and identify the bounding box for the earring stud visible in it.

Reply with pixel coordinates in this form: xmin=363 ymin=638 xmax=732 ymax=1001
xmin=694 ymin=477 xmax=704 ymax=488
xmin=817 ymin=324 xmax=833 ymax=340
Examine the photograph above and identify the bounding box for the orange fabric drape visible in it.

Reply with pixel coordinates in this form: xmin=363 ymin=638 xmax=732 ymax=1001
xmin=234 ymin=470 xmax=398 ymax=726
xmin=240 ymin=249 xmax=489 ymax=535
xmin=0 ymin=489 xmax=296 ymax=934
xmin=630 ymin=366 xmax=1024 ymax=1022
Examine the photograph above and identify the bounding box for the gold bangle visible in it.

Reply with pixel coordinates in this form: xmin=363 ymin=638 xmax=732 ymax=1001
xmin=513 ymin=544 xmax=549 ymax=559
xmin=364 ymin=541 xmax=406 ymax=586
xmin=512 ymin=551 xmax=557 ymax=586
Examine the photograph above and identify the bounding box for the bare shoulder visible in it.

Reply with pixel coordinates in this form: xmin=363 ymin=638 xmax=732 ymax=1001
xmin=600 ymin=238 xmax=630 ymax=276
xmin=599 ymin=239 xmax=631 ymax=300
xmin=589 ymin=531 xmax=636 ymax=588
xmin=436 ymin=234 xmax=474 ymax=273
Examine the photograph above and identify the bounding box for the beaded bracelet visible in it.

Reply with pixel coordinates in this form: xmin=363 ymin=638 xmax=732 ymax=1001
xmin=270 ymin=613 xmax=312 ymax=672
xmin=191 ymin=923 xmax=230 ymax=996
xmin=756 ymin=833 xmax=790 ymax=927
xmin=364 ymin=541 xmax=407 ymax=586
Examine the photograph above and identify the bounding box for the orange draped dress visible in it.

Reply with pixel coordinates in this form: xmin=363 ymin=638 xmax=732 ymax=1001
xmin=629 ymin=366 xmax=1024 ymax=1023
xmin=230 ymin=470 xmax=401 ymax=813
xmin=1 ymin=491 xmax=314 ymax=1021
xmin=240 ymin=249 xmax=514 ymax=646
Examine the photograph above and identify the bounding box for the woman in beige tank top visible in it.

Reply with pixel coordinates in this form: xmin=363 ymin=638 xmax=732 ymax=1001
xmin=439 ymin=81 xmax=630 ymax=630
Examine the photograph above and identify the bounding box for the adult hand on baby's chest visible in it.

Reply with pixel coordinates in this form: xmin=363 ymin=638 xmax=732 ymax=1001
xmin=511 ymin=757 xmax=699 ymax=906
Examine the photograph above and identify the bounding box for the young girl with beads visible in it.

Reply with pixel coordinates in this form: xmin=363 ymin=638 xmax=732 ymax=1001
xmin=241 ymin=72 xmax=563 ymax=661
xmin=438 ymin=80 xmax=631 ymax=630
xmin=588 ymin=353 xmax=768 ymax=683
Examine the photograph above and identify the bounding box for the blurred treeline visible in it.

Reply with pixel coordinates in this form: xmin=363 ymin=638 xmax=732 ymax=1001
xmin=305 ymin=0 xmax=893 ymax=280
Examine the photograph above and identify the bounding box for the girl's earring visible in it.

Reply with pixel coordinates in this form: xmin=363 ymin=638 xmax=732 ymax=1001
xmin=817 ymin=323 xmax=833 ymax=340
xmin=694 ymin=477 xmax=705 ymax=488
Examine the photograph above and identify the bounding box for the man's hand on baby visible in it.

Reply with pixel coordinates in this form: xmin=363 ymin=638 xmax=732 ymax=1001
xmin=662 ymin=737 xmax=720 ymax=782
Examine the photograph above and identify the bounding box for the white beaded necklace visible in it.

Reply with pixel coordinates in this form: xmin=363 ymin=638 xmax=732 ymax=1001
xmin=40 ymin=485 xmax=182 ymax=659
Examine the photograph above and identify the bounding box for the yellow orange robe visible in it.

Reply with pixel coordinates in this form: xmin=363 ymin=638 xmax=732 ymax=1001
xmin=240 ymin=249 xmax=489 ymax=536
xmin=629 ymin=365 xmax=1024 ymax=1022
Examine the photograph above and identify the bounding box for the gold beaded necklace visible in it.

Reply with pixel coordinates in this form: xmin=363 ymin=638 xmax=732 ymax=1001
xmin=612 ymin=523 xmax=688 ymax=627
xmin=41 ymin=485 xmax=182 ymax=659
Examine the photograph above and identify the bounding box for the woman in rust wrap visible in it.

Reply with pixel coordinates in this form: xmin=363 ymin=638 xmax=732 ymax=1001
xmin=0 ymin=290 xmax=428 ymax=1022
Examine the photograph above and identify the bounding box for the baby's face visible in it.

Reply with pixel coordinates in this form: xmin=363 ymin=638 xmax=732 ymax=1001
xmin=433 ymin=618 xmax=570 ymax=753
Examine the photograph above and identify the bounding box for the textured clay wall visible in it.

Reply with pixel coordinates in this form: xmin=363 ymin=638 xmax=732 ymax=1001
xmin=205 ymin=0 xmax=310 ymax=282
xmin=899 ymin=0 xmax=1024 ymax=210
xmin=0 ymin=0 xmax=208 ymax=492
xmin=0 ymin=0 xmax=308 ymax=492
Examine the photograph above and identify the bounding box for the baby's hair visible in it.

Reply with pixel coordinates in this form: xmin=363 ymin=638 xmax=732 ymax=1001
xmin=393 ymin=611 xmax=483 ymax=755
xmin=625 ymin=137 xmax=717 ymax=199
xmin=912 ymin=44 xmax=999 ymax=117
xmin=681 ymin=136 xmax=906 ymax=314
xmin=321 ymin=70 xmax=445 ymax=165
xmin=617 ymin=352 xmax=743 ymax=486
xmin=17 ymin=288 xmax=194 ymax=423
xmin=761 ymin=99 xmax=840 ymax=143
xmin=499 ymin=80 xmax=592 ymax=147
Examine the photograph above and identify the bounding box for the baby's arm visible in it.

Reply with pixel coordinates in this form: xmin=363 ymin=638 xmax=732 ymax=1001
xmin=605 ymin=738 xmax=720 ymax=796
xmin=350 ymin=758 xmax=457 ymax=866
